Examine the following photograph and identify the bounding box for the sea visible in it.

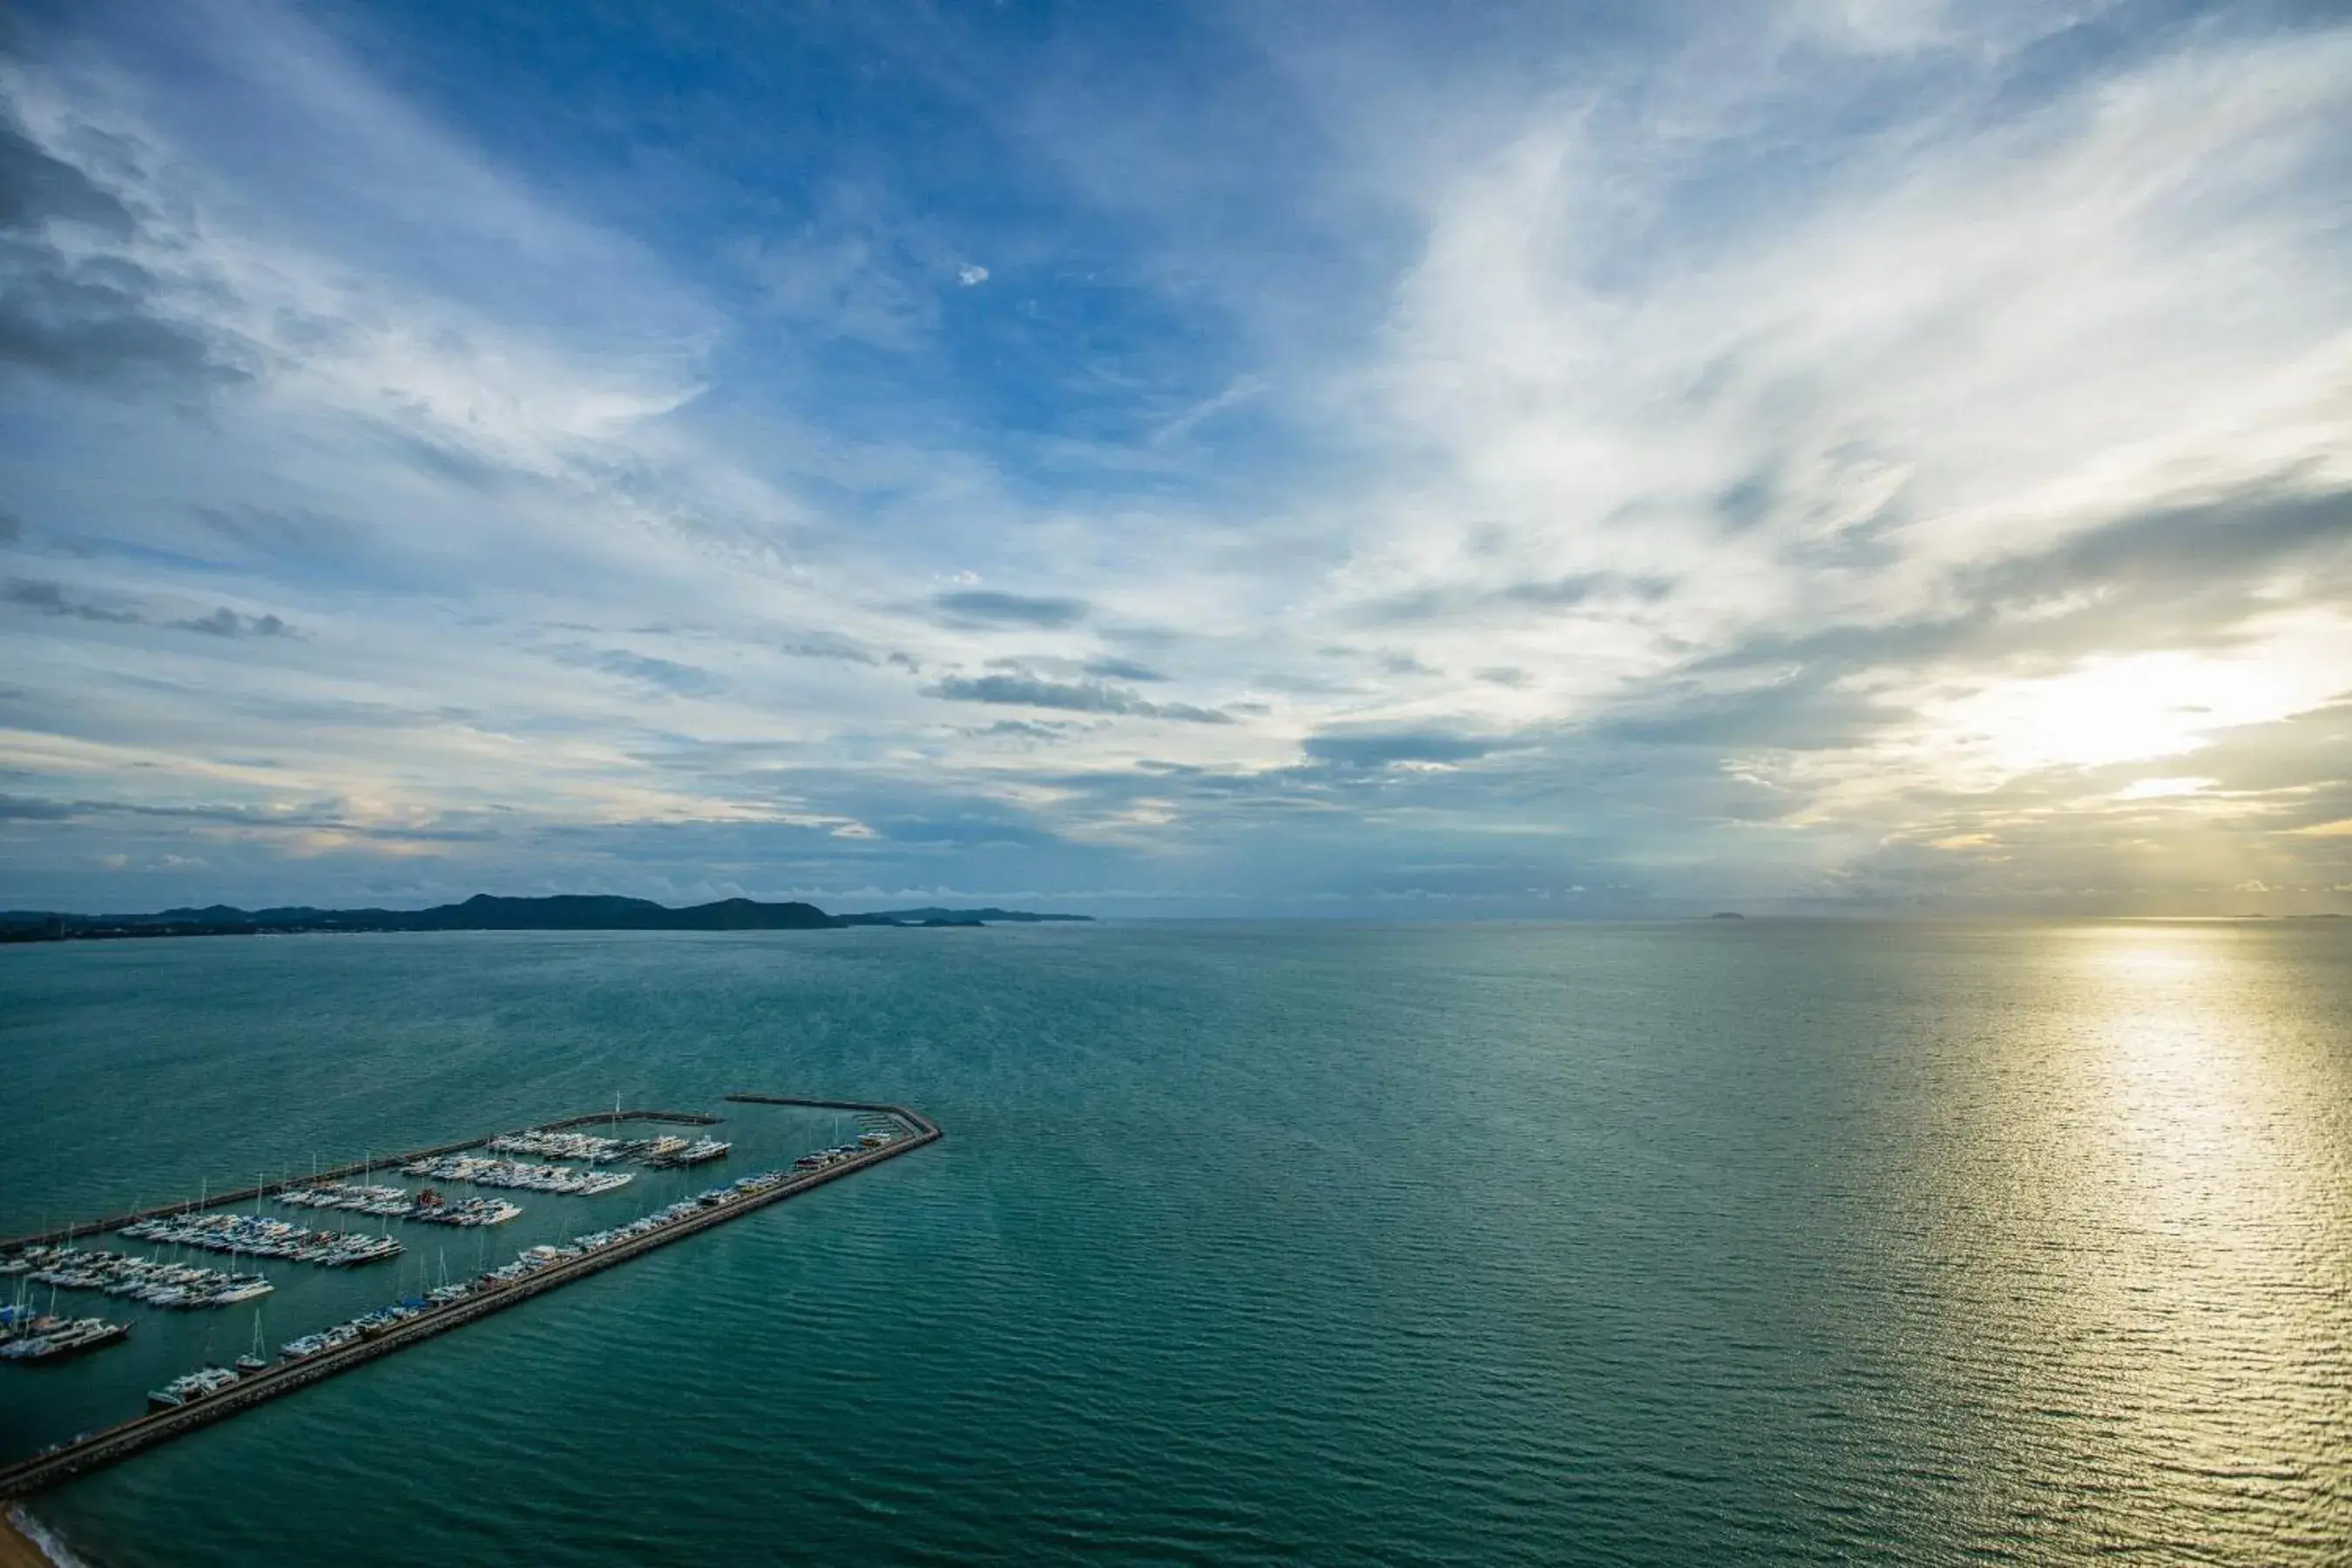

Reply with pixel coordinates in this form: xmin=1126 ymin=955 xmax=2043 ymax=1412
xmin=2 ymin=919 xmax=2346 ymax=1565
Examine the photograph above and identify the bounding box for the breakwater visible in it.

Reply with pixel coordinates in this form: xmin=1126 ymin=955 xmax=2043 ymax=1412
xmin=0 ymin=1098 xmax=938 ymax=1500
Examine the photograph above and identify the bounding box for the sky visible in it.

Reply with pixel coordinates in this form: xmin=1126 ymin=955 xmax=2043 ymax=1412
xmin=2 ymin=0 xmax=2349 ymax=917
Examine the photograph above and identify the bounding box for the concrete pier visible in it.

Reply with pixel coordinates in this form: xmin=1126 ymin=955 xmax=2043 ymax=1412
xmin=0 ymin=1097 xmax=938 ymax=1500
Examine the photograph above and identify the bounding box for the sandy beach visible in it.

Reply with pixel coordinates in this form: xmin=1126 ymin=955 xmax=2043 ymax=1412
xmin=0 ymin=1509 xmax=61 ymax=1568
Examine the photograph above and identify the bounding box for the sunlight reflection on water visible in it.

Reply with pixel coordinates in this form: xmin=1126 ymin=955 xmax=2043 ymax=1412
xmin=1957 ymin=923 xmax=2350 ymax=1558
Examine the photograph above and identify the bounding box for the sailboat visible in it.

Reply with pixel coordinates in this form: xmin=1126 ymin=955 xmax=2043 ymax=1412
xmin=235 ymin=1308 xmax=268 ymax=1374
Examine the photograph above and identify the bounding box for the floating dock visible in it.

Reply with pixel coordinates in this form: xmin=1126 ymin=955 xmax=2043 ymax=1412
xmin=0 ymin=1095 xmax=938 ymax=1500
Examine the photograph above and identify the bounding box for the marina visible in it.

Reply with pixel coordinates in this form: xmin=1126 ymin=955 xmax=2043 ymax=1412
xmin=0 ymin=1095 xmax=940 ymax=1500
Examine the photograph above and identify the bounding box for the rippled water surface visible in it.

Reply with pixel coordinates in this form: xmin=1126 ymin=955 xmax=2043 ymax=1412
xmin=3 ymin=920 xmax=2347 ymax=1565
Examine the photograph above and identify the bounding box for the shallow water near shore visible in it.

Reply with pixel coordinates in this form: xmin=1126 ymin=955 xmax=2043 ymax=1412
xmin=3 ymin=920 xmax=2348 ymax=1565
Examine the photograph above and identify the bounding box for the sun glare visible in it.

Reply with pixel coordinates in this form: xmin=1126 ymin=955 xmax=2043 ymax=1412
xmin=1929 ymin=647 xmax=2324 ymax=775
xmin=2114 ymin=776 xmax=2217 ymax=800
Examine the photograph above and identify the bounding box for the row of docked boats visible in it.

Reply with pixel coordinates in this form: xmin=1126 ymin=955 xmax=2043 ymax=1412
xmin=118 ymin=1213 xmax=406 ymax=1267
xmin=277 ymin=1296 xmax=418 ymax=1361
xmin=275 ymin=1257 xmax=485 ymax=1363
xmin=480 ymin=1169 xmax=793 ymax=1288
xmin=145 ymin=1313 xmax=271 ymax=1404
xmin=5 ymin=1246 xmax=274 ymax=1308
xmin=120 ymin=1211 xmax=405 ymax=1266
xmin=485 ymin=1128 xmax=733 ymax=1168
xmin=1 ymin=1304 xmax=132 ymax=1362
xmin=644 ymin=1137 xmax=732 ymax=1168
xmin=487 ymin=1128 xmax=632 ymax=1163
xmin=275 ymin=1183 xmax=522 ymax=1227
xmin=267 ymin=1169 xmax=793 ymax=1371
xmin=279 ymin=1169 xmax=797 ymax=1363
xmin=790 ymin=1129 xmax=898 ymax=1174
xmin=399 ymin=1154 xmax=634 ymax=1195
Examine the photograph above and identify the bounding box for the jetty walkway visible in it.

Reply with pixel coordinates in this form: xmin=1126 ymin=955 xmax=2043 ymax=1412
xmin=0 ymin=1095 xmax=939 ymax=1499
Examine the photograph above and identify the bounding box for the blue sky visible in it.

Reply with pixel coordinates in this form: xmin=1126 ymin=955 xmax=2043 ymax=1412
xmin=3 ymin=0 xmax=2349 ymax=916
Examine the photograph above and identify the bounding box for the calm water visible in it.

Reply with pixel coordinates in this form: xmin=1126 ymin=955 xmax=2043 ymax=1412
xmin=3 ymin=920 xmax=2347 ymax=1565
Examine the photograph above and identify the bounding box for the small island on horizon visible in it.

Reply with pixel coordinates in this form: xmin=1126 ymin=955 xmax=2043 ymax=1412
xmin=0 ymin=893 xmax=1093 ymax=945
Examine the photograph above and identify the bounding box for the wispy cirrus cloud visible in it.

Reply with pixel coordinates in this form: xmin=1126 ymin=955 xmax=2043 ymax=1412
xmin=924 ymin=672 xmax=1233 ymax=725
xmin=173 ymin=608 xmax=295 ymax=639
xmin=931 ymin=591 xmax=1092 ymax=629
xmin=4 ymin=578 xmax=142 ymax=624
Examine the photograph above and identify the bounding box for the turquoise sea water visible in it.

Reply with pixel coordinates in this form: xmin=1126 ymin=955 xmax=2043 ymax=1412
xmin=3 ymin=920 xmax=2347 ymax=1565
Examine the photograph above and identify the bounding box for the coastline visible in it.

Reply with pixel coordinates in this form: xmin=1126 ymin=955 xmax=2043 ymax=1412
xmin=1 ymin=1507 xmax=67 ymax=1568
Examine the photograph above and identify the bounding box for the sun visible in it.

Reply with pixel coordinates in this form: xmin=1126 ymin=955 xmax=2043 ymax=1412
xmin=1927 ymin=647 xmax=2314 ymax=775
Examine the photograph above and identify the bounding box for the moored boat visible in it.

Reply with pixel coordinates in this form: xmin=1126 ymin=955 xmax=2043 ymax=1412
xmin=147 ymin=1364 xmax=237 ymax=1408
xmin=234 ymin=1308 xmax=269 ymax=1373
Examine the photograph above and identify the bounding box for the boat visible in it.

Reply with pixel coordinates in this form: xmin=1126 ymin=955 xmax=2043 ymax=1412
xmin=147 ymin=1365 xmax=238 ymax=1408
xmin=234 ymin=1309 xmax=268 ymax=1373
xmin=0 ymin=1303 xmax=59 ymax=1342
xmin=321 ymin=1233 xmax=404 ymax=1267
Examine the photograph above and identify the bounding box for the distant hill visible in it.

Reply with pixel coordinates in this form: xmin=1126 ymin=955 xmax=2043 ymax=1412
xmin=839 ymin=906 xmax=1092 ymax=927
xmin=0 ymin=895 xmax=1092 ymax=943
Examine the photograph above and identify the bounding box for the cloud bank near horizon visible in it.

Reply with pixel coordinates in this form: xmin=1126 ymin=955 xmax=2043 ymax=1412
xmin=3 ymin=0 xmax=2349 ymax=916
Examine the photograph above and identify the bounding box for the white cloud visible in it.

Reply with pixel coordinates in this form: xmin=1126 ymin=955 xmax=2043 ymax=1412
xmin=3 ymin=0 xmax=2350 ymax=913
